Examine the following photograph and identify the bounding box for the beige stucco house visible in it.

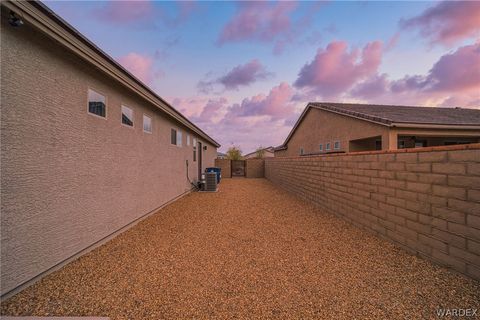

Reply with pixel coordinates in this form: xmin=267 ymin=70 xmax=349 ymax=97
xmin=1 ymin=1 xmax=219 ymax=297
xmin=243 ymin=146 xmax=275 ymax=159
xmin=275 ymin=102 xmax=480 ymax=157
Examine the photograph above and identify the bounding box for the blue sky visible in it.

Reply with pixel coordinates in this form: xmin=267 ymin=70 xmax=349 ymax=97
xmin=45 ymin=1 xmax=480 ymax=152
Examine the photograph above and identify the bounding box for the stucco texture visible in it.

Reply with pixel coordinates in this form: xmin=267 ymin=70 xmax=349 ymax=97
xmin=0 ymin=10 xmax=216 ymax=296
xmin=280 ymin=108 xmax=389 ymax=156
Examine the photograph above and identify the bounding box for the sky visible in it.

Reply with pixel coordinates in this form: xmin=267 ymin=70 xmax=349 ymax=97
xmin=45 ymin=0 xmax=480 ymax=153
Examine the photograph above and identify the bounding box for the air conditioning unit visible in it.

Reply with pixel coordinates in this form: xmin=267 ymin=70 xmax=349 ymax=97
xmin=204 ymin=171 xmax=217 ymax=192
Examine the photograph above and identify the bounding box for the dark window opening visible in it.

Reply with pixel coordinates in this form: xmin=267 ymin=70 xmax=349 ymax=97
xmin=171 ymin=129 xmax=177 ymax=145
xmin=121 ymin=105 xmax=134 ymax=127
xmin=88 ymin=89 xmax=106 ymax=117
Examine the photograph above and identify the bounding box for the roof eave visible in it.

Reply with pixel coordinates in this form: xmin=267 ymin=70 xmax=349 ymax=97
xmin=311 ymin=104 xmax=393 ymax=127
xmin=391 ymin=123 xmax=480 ymax=130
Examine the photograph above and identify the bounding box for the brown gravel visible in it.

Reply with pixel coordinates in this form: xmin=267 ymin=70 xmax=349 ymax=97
xmin=1 ymin=178 xmax=479 ymax=319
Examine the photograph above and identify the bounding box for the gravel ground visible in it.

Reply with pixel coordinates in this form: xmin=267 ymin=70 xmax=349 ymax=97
xmin=1 ymin=178 xmax=479 ymax=319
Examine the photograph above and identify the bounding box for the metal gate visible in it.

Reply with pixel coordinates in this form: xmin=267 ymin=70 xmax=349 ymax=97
xmin=231 ymin=160 xmax=245 ymax=177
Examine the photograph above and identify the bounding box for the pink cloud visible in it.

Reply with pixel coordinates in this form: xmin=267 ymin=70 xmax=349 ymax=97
xmin=391 ymin=42 xmax=480 ymax=94
xmin=218 ymin=2 xmax=297 ymax=44
xmin=294 ymin=41 xmax=383 ymax=97
xmin=168 ymin=96 xmax=210 ymax=119
xmin=426 ymin=42 xmax=480 ymax=93
xmin=96 ymin=1 xmax=154 ymax=24
xmin=226 ymin=82 xmax=295 ymax=120
xmin=198 ymin=59 xmax=272 ymax=93
xmin=171 ymin=83 xmax=302 ymax=152
xmin=349 ymin=42 xmax=480 ymax=107
xmin=385 ymin=32 xmax=400 ymax=51
xmin=193 ymin=98 xmax=229 ymax=123
xmin=219 ymin=59 xmax=271 ymax=90
xmin=401 ymin=1 xmax=480 ymax=46
xmin=350 ymin=74 xmax=389 ymax=99
xmin=117 ymin=52 xmax=160 ymax=85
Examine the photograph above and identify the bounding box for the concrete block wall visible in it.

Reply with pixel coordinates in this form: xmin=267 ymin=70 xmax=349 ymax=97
xmin=215 ymin=159 xmax=232 ymax=178
xmin=246 ymin=159 xmax=265 ymax=178
xmin=265 ymin=144 xmax=480 ymax=280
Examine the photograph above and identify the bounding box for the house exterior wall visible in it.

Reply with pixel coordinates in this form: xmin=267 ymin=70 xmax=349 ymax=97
xmin=278 ymin=108 xmax=390 ymax=157
xmin=265 ymin=144 xmax=480 ymax=280
xmin=276 ymin=108 xmax=480 ymax=157
xmin=244 ymin=150 xmax=275 ymax=159
xmin=1 ymin=12 xmax=216 ymax=296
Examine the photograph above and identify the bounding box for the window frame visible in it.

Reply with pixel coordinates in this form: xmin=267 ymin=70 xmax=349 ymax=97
xmin=319 ymin=144 xmax=323 ymax=152
xmin=187 ymin=134 xmax=190 ymax=146
xmin=326 ymin=142 xmax=331 ymax=151
xmin=87 ymin=87 xmax=107 ymax=119
xmin=300 ymin=147 xmax=304 ymax=155
xmin=121 ymin=105 xmax=134 ymax=128
xmin=334 ymin=141 xmax=340 ymax=150
xmin=143 ymin=114 xmax=152 ymax=134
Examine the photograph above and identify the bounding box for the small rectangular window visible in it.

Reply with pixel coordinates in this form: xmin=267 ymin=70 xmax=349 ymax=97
xmin=319 ymin=144 xmax=323 ymax=151
xmin=88 ymin=89 xmax=106 ymax=118
xmin=121 ymin=105 xmax=134 ymax=127
xmin=143 ymin=114 xmax=152 ymax=133
xmin=177 ymin=131 xmax=183 ymax=147
xmin=187 ymin=134 xmax=190 ymax=146
xmin=171 ymin=128 xmax=177 ymax=145
xmin=326 ymin=143 xmax=331 ymax=151
xmin=300 ymin=148 xmax=304 ymax=155
xmin=193 ymin=138 xmax=197 ymax=148
xmin=334 ymin=141 xmax=340 ymax=150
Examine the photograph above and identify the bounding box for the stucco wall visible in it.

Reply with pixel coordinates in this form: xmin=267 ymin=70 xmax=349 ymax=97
xmin=265 ymin=144 xmax=480 ymax=280
xmin=1 ymin=12 xmax=216 ymax=296
xmin=280 ymin=108 xmax=390 ymax=156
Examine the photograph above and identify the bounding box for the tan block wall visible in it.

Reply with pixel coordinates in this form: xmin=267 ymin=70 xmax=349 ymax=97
xmin=215 ymin=159 xmax=232 ymax=178
xmin=265 ymin=144 xmax=480 ymax=280
xmin=246 ymin=159 xmax=265 ymax=178
xmin=1 ymin=11 xmax=216 ymax=295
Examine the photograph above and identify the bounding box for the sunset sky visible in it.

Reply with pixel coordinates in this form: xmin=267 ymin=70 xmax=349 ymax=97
xmin=45 ymin=1 xmax=480 ymax=153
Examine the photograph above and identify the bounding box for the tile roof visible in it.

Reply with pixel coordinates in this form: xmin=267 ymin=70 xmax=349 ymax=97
xmin=243 ymin=146 xmax=275 ymax=158
xmin=310 ymin=102 xmax=480 ymax=126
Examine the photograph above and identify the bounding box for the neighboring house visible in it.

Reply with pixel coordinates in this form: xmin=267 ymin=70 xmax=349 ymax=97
xmin=217 ymin=152 xmax=227 ymax=159
xmin=244 ymin=146 xmax=275 ymax=159
xmin=1 ymin=1 xmax=219 ymax=297
xmin=275 ymin=102 xmax=480 ymax=157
